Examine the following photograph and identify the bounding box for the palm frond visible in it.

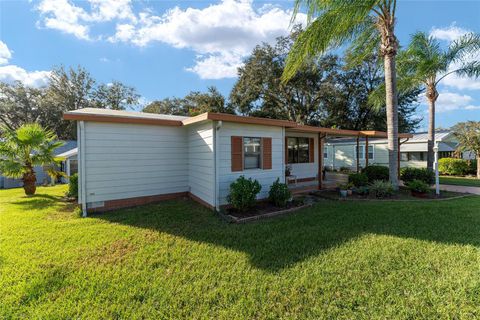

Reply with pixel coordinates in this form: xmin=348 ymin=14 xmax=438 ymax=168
xmin=0 ymin=160 xmax=25 ymax=178
xmin=283 ymin=0 xmax=381 ymax=82
xmin=445 ymin=32 xmax=480 ymax=64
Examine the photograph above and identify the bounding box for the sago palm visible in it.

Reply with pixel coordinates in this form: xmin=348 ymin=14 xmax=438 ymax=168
xmin=398 ymin=31 xmax=480 ymax=170
xmin=283 ymin=0 xmax=402 ymax=188
xmin=0 ymin=124 xmax=64 ymax=195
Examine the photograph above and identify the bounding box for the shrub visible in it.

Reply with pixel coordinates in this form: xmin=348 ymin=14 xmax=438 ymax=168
xmin=369 ymin=180 xmax=394 ymax=198
xmin=356 ymin=186 xmax=369 ymax=196
xmin=406 ymin=179 xmax=430 ymax=194
xmin=400 ymin=167 xmax=435 ymax=185
xmin=362 ymin=165 xmax=389 ymax=182
xmin=348 ymin=173 xmax=368 ymax=187
xmin=339 ymin=166 xmax=352 ymax=173
xmin=227 ymin=176 xmax=261 ymax=211
xmin=467 ymin=159 xmax=478 ymax=175
xmin=268 ymin=178 xmax=291 ymax=207
xmin=67 ymin=173 xmax=78 ymax=198
xmin=438 ymin=158 xmax=470 ymax=176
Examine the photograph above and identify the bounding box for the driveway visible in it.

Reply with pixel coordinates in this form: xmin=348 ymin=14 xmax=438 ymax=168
xmin=439 ymin=184 xmax=480 ymax=195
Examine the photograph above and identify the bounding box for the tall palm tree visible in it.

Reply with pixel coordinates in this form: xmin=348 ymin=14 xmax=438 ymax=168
xmin=398 ymin=32 xmax=480 ymax=170
xmin=0 ymin=124 xmax=64 ymax=195
xmin=282 ymin=0 xmax=402 ymax=189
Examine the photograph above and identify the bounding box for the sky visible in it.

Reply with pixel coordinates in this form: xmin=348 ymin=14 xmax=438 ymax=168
xmin=0 ymin=0 xmax=479 ymax=130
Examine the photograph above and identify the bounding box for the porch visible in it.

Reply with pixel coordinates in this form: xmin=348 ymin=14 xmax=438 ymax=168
xmin=285 ymin=126 xmax=412 ymax=194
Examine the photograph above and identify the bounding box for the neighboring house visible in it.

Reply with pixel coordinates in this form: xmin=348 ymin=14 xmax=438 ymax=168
xmin=57 ymin=147 xmax=78 ymax=183
xmin=0 ymin=140 xmax=77 ymax=189
xmin=324 ymin=130 xmax=472 ymax=170
xmin=64 ymin=108 xmax=412 ymax=214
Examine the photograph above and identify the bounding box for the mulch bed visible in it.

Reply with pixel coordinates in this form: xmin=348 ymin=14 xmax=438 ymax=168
xmin=225 ymin=199 xmax=306 ymax=219
xmin=313 ymin=188 xmax=469 ymax=201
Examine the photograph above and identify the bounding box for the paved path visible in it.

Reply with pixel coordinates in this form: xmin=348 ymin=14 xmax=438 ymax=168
xmin=438 ymin=184 xmax=480 ymax=195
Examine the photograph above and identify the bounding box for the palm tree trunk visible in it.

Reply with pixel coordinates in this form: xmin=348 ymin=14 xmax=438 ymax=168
xmin=426 ymin=98 xmax=435 ymax=171
xmin=384 ymin=54 xmax=399 ymax=189
xmin=22 ymin=167 xmax=36 ymax=195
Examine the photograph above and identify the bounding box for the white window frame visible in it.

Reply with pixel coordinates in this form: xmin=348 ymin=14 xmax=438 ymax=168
xmin=354 ymin=145 xmax=374 ymax=160
xmin=243 ymin=137 xmax=262 ymax=170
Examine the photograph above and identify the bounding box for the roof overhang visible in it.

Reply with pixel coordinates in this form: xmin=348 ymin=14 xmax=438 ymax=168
xmin=63 ymin=109 xmax=413 ymax=138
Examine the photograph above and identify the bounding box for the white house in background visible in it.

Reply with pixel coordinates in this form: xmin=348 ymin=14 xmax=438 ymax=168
xmin=64 ymin=108 xmax=412 ymax=215
xmin=57 ymin=147 xmax=78 ymax=183
xmin=324 ymin=130 xmax=472 ymax=170
xmin=0 ymin=140 xmax=77 ymax=189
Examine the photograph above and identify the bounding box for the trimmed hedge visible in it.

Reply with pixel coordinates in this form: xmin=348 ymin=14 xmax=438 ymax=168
xmin=438 ymin=158 xmax=470 ymax=176
xmin=268 ymin=178 xmax=291 ymax=207
xmin=348 ymin=173 xmax=369 ymax=187
xmin=400 ymin=167 xmax=435 ymax=185
xmin=362 ymin=165 xmax=389 ymax=182
xmin=227 ymin=176 xmax=261 ymax=212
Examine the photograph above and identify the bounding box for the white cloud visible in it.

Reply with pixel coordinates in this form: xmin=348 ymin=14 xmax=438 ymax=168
xmin=0 ymin=41 xmax=12 ymax=65
xmin=0 ymin=65 xmax=51 ymax=87
xmin=109 ymin=0 xmax=305 ymax=79
xmin=430 ymin=23 xmax=469 ymax=42
xmin=430 ymin=23 xmax=480 ymax=91
xmin=36 ymin=0 xmax=135 ymax=40
xmin=423 ymin=92 xmax=479 ymax=113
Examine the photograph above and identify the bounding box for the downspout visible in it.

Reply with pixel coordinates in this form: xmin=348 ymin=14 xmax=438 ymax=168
xmin=214 ymin=120 xmax=222 ymax=211
xmin=281 ymin=127 xmax=285 ymax=183
xmin=79 ymin=121 xmax=87 ymax=217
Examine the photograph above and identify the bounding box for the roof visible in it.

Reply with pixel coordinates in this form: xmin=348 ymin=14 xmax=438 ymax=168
xmin=326 ymin=130 xmax=453 ymax=146
xmin=63 ymin=108 xmax=412 ymax=138
xmin=54 ymin=140 xmax=77 ymax=156
xmin=57 ymin=147 xmax=77 ymax=158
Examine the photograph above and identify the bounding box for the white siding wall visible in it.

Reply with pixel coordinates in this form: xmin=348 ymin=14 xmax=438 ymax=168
xmin=285 ymin=131 xmax=318 ymax=179
xmin=83 ymin=122 xmax=189 ymax=204
xmin=188 ymin=121 xmax=215 ymax=206
xmin=218 ymin=122 xmax=284 ymax=205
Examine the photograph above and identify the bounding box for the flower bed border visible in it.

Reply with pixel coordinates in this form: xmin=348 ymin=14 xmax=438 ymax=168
xmin=219 ymin=203 xmax=312 ymax=223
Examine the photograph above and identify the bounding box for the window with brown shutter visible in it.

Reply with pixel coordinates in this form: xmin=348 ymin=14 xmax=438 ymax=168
xmin=231 ymin=136 xmax=243 ymax=171
xmin=309 ymin=138 xmax=315 ymax=163
xmin=262 ymin=137 xmax=272 ymax=169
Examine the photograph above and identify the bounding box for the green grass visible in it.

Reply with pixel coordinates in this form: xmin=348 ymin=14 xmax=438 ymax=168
xmin=440 ymin=176 xmax=480 ymax=187
xmin=1 ymin=185 xmax=480 ymax=319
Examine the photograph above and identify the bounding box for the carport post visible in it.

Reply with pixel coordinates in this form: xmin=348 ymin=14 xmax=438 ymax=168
xmin=365 ymin=136 xmax=369 ymax=168
xmin=356 ymin=136 xmax=360 ymax=173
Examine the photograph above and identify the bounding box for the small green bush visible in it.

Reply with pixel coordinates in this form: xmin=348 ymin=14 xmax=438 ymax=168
xmin=362 ymin=165 xmax=389 ymax=182
xmin=369 ymin=180 xmax=394 ymax=198
xmin=268 ymin=178 xmax=291 ymax=207
xmin=227 ymin=176 xmax=261 ymax=211
xmin=356 ymin=186 xmax=369 ymax=195
xmin=348 ymin=173 xmax=368 ymax=187
xmin=438 ymin=158 xmax=470 ymax=176
xmin=67 ymin=173 xmax=78 ymax=198
xmin=467 ymin=159 xmax=477 ymax=175
xmin=401 ymin=167 xmax=435 ymax=185
xmin=406 ymin=179 xmax=430 ymax=193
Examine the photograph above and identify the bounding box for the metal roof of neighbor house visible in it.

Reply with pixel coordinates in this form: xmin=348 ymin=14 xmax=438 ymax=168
xmin=57 ymin=147 xmax=78 ymax=158
xmin=63 ymin=108 xmax=413 ymax=138
xmin=326 ymin=130 xmax=453 ymax=146
xmin=54 ymin=140 xmax=77 ymax=156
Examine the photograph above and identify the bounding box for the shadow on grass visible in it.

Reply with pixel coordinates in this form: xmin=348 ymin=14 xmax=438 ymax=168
xmin=13 ymin=193 xmax=69 ymax=211
xmin=93 ymin=196 xmax=480 ymax=272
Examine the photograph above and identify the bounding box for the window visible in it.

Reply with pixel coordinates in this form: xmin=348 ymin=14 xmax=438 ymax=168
xmin=324 ymin=148 xmax=328 ymax=159
xmin=400 ymin=152 xmax=408 ymax=161
xmin=243 ymin=137 xmax=262 ymax=169
xmin=287 ymin=137 xmax=310 ymax=163
xmin=354 ymin=145 xmax=374 ymax=160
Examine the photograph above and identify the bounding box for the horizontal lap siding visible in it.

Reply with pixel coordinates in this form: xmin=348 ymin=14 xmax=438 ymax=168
xmin=188 ymin=121 xmax=215 ymax=206
xmin=84 ymin=122 xmax=188 ymax=203
xmin=218 ymin=123 xmax=283 ymax=205
xmin=286 ymin=132 xmax=318 ymax=179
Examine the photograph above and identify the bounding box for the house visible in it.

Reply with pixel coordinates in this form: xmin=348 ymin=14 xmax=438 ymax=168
xmin=64 ymin=108 xmax=412 ymax=215
xmin=324 ymin=130 xmax=473 ymax=171
xmin=0 ymin=140 xmax=77 ymax=189
xmin=57 ymin=147 xmax=78 ymax=183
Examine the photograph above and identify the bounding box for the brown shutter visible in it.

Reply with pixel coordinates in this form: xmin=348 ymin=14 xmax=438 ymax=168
xmin=262 ymin=137 xmax=272 ymax=170
xmin=285 ymin=137 xmax=288 ymax=164
xmin=309 ymin=137 xmax=315 ymax=163
xmin=231 ymin=136 xmax=243 ymax=172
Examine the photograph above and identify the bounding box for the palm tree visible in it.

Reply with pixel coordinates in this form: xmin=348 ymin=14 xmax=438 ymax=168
xmin=452 ymin=121 xmax=480 ymax=179
xmin=398 ymin=32 xmax=480 ymax=170
xmin=282 ymin=0 xmax=402 ymax=189
xmin=0 ymin=124 xmax=64 ymax=195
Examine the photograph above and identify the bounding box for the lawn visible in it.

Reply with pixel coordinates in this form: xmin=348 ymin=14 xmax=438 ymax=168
xmin=440 ymin=176 xmax=480 ymax=187
xmin=1 ymin=186 xmax=480 ymax=319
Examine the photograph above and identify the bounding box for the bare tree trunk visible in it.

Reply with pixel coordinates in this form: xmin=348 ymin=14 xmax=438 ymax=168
xmin=384 ymin=54 xmax=399 ymax=189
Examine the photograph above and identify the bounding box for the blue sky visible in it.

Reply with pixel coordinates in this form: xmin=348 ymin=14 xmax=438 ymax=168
xmin=0 ymin=0 xmax=479 ymax=130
